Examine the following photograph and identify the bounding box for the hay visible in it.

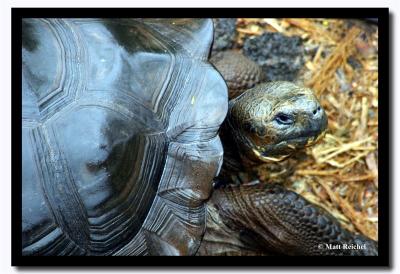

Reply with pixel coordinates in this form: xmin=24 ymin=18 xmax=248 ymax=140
xmin=237 ymin=18 xmax=379 ymax=240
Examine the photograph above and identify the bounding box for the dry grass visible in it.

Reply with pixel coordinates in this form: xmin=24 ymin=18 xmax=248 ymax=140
xmin=237 ymin=18 xmax=379 ymax=241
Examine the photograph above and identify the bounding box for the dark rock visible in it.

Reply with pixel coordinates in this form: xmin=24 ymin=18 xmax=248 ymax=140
xmin=212 ymin=18 xmax=237 ymax=53
xmin=242 ymin=32 xmax=305 ymax=82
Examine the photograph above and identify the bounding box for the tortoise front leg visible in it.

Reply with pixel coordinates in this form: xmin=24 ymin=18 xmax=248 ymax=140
xmin=200 ymin=183 xmax=377 ymax=256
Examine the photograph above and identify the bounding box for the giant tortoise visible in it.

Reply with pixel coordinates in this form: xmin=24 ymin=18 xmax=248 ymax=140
xmin=22 ymin=18 xmax=377 ymax=256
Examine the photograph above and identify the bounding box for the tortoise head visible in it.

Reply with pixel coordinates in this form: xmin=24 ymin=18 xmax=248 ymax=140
xmin=226 ymin=81 xmax=327 ymax=164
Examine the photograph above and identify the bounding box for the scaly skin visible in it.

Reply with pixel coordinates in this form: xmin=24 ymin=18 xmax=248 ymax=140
xmin=198 ymin=54 xmax=378 ymax=256
xmin=198 ymin=184 xmax=377 ymax=256
xmin=211 ymin=50 xmax=265 ymax=99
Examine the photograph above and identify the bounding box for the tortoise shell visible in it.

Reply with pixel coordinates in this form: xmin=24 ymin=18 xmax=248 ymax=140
xmin=22 ymin=18 xmax=228 ymax=255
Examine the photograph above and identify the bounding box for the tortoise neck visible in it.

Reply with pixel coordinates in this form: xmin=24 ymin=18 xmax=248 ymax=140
xmin=220 ymin=107 xmax=259 ymax=170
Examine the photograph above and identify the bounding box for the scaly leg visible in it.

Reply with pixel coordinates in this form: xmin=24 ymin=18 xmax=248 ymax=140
xmin=198 ymin=183 xmax=377 ymax=256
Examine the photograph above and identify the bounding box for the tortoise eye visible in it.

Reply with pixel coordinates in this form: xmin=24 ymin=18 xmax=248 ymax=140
xmin=274 ymin=113 xmax=294 ymax=125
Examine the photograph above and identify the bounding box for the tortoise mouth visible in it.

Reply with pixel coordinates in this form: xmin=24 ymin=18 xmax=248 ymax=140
xmin=252 ymin=129 xmax=327 ymax=162
xmin=283 ymin=129 xmax=327 ymax=147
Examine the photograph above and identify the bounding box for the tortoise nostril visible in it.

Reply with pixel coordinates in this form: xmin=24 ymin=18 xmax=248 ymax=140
xmin=312 ymin=106 xmax=321 ymax=115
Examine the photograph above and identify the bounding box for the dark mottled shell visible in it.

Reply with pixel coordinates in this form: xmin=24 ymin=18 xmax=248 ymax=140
xmin=22 ymin=18 xmax=228 ymax=255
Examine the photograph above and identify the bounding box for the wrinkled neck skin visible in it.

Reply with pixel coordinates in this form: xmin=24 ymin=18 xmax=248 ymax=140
xmin=219 ymin=100 xmax=276 ymax=179
xmin=219 ymin=120 xmax=259 ymax=170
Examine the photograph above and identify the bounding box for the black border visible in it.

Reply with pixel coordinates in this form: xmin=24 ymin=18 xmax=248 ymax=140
xmin=12 ymin=7 xmax=390 ymax=267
